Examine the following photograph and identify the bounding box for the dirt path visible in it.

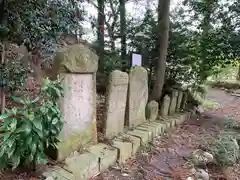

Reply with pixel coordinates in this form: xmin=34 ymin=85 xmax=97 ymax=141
xmin=94 ymin=88 xmax=240 ymax=180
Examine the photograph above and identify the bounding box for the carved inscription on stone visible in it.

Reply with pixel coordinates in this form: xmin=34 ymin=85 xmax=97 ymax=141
xmin=61 ymin=74 xmax=93 ymax=139
xmin=105 ymin=70 xmax=128 ymax=138
xmin=127 ymin=67 xmax=148 ymax=127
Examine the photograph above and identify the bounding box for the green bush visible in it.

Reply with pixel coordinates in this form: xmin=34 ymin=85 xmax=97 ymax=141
xmin=102 ymin=54 xmax=123 ymax=75
xmin=0 ymin=77 xmax=64 ymax=170
xmin=224 ymin=119 xmax=240 ymax=130
xmin=213 ymin=135 xmax=240 ymax=166
xmin=0 ymin=60 xmax=28 ymax=92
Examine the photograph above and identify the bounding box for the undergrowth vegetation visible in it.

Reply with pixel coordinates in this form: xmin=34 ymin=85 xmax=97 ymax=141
xmin=202 ymin=119 xmax=240 ymax=167
xmin=213 ymin=134 xmax=240 ymax=166
xmin=224 ymin=119 xmax=240 ymax=130
xmin=0 ymin=77 xmax=64 ymax=170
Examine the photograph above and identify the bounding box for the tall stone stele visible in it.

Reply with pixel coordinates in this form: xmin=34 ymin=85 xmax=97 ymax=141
xmin=104 ymin=70 xmax=129 ymax=138
xmin=169 ymin=90 xmax=178 ymax=115
xmin=51 ymin=43 xmax=98 ymax=161
xmin=176 ymin=90 xmax=183 ymax=111
xmin=125 ymin=66 xmax=148 ymax=128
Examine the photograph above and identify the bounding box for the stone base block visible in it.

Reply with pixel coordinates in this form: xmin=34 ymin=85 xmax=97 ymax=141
xmin=43 ymin=166 xmax=75 ymax=180
xmin=64 ymin=152 xmax=99 ymax=180
xmin=127 ymin=129 xmax=151 ymax=145
xmin=135 ymin=125 xmax=156 ymax=140
xmin=62 ymin=143 xmax=117 ymax=180
xmin=155 ymin=119 xmax=172 ymax=131
xmin=112 ymin=140 xmax=132 ymax=164
xmin=118 ymin=133 xmax=141 ymax=155
xmin=150 ymin=121 xmax=167 ymax=135
xmin=168 ymin=118 xmax=178 ymax=128
xmin=88 ymin=143 xmax=118 ymax=172
xmin=138 ymin=123 xmax=159 ymax=137
xmin=174 ymin=113 xmax=185 ymax=125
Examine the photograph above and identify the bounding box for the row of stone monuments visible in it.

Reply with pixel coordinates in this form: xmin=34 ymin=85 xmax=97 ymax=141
xmin=53 ymin=43 xmax=188 ymax=161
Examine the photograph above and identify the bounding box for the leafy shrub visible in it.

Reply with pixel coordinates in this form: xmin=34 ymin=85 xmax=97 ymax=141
xmin=0 ymin=59 xmax=28 ymax=93
xmin=102 ymin=54 xmax=122 ymax=75
xmin=224 ymin=119 xmax=240 ymax=131
xmin=207 ymin=64 xmax=238 ymax=81
xmin=212 ymin=135 xmax=240 ymax=166
xmin=0 ymin=77 xmax=64 ymax=170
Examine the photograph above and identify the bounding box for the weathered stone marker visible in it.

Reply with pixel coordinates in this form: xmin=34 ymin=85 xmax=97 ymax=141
xmin=146 ymin=101 xmax=159 ymax=121
xmin=176 ymin=91 xmax=183 ymax=111
xmin=169 ymin=90 xmax=178 ymax=115
xmin=52 ymin=43 xmax=98 ymax=160
xmin=181 ymin=91 xmax=188 ymax=109
xmin=160 ymin=95 xmax=170 ymax=117
xmin=126 ymin=66 xmax=148 ymax=127
xmin=104 ymin=70 xmax=129 ymax=138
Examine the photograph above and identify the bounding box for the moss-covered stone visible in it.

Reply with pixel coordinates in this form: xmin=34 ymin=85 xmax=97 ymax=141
xmin=52 ymin=43 xmax=99 ymax=74
xmin=57 ymin=122 xmax=95 ymax=161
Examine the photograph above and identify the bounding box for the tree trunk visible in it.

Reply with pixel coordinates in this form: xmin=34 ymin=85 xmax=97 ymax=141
xmin=119 ymin=0 xmax=127 ymax=70
xmin=237 ymin=64 xmax=240 ymax=81
xmin=0 ymin=89 xmax=5 ymax=114
xmin=97 ymin=0 xmax=105 ymax=70
xmin=150 ymin=0 xmax=171 ymax=101
xmin=0 ymin=43 xmax=5 ymax=114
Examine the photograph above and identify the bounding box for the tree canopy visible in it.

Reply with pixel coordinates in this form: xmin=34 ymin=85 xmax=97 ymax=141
xmin=0 ymin=0 xmax=239 ymax=91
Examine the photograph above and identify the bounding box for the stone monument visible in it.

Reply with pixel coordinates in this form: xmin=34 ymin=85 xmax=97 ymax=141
xmin=51 ymin=43 xmax=98 ymax=160
xmin=126 ymin=66 xmax=148 ymax=127
xmin=104 ymin=70 xmax=129 ymax=138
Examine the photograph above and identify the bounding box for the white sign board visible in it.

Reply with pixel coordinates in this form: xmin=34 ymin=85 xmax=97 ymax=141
xmin=132 ymin=53 xmax=142 ymax=67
